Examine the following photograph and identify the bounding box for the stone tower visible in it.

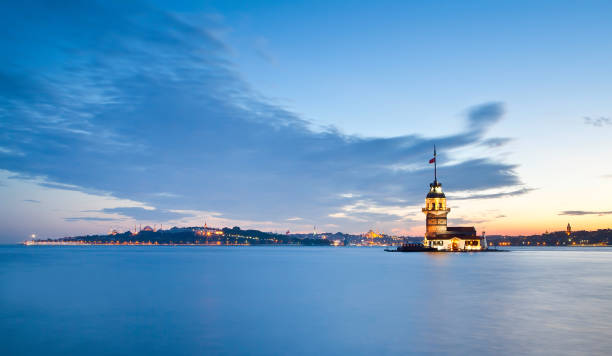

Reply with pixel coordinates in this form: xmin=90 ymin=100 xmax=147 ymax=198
xmin=422 ymin=180 xmax=450 ymax=238
xmin=421 ymin=146 xmax=450 ymax=238
xmin=566 ymin=223 xmax=572 ymax=236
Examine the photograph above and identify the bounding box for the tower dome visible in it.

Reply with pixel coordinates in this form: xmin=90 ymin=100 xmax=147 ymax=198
xmin=426 ymin=181 xmax=446 ymax=198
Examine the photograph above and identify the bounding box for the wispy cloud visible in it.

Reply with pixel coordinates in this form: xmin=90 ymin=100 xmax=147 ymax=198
xmin=65 ymin=217 xmax=119 ymax=222
xmin=584 ymin=117 xmax=612 ymax=127
xmin=150 ymin=192 xmax=181 ymax=198
xmin=481 ymin=137 xmax=512 ymax=148
xmin=328 ymin=212 xmax=368 ymax=222
xmin=37 ymin=182 xmax=85 ymax=192
xmin=449 ymin=187 xmax=534 ymax=200
xmin=0 ymin=146 xmax=24 ymax=156
xmin=98 ymin=207 xmax=195 ymax=221
xmin=0 ymin=2 xmax=525 ymax=231
xmin=253 ymin=36 xmax=277 ymax=64
xmin=23 ymin=199 xmax=41 ymax=203
xmin=448 ymin=217 xmax=489 ymax=226
xmin=559 ymin=210 xmax=612 ymax=216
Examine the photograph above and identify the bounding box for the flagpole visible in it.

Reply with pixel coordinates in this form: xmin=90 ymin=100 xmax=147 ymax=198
xmin=434 ymin=145 xmax=437 ymax=182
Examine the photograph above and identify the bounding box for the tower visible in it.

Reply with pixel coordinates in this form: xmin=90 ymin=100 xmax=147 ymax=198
xmin=422 ymin=146 xmax=450 ymax=238
xmin=422 ymin=180 xmax=450 ymax=238
xmin=566 ymin=223 xmax=571 ymax=236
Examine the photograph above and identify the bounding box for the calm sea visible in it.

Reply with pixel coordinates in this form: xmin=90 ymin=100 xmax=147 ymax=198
xmin=2 ymin=245 xmax=612 ymax=355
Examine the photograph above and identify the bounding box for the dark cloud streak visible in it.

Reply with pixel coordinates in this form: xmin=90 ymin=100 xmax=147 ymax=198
xmin=584 ymin=117 xmax=612 ymax=127
xmin=559 ymin=210 xmax=612 ymax=216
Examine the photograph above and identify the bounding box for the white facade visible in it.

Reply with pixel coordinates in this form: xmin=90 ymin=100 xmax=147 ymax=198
xmin=425 ymin=237 xmax=486 ymax=251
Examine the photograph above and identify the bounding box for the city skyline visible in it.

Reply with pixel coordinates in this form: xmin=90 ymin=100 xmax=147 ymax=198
xmin=1 ymin=1 xmax=612 ymax=242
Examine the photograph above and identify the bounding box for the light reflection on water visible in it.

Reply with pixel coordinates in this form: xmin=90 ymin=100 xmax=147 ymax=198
xmin=1 ymin=246 xmax=612 ymax=355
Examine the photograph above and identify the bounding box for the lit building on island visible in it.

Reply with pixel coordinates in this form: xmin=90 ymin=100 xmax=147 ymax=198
xmin=422 ymin=147 xmax=487 ymax=251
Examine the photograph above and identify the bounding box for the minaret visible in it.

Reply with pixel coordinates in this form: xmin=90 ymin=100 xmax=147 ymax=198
xmin=422 ymin=146 xmax=450 ymax=239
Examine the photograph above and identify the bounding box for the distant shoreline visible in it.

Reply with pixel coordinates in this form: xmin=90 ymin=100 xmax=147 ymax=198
xmin=18 ymin=226 xmax=612 ymax=247
xmin=21 ymin=241 xmax=332 ymax=247
xmin=19 ymin=241 xmax=612 ymax=248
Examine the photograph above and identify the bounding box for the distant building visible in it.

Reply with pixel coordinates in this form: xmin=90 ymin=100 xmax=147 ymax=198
xmin=566 ymin=223 xmax=572 ymax=236
xmin=363 ymin=230 xmax=382 ymax=239
xmin=195 ymin=225 xmax=224 ymax=237
xmin=422 ymin=147 xmax=486 ymax=251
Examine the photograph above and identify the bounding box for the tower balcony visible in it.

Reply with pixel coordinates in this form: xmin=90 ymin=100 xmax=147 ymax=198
xmin=422 ymin=207 xmax=451 ymax=214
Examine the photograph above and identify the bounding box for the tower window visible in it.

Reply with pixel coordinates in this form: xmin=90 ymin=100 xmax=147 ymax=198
xmin=438 ymin=203 xmax=441 ymax=209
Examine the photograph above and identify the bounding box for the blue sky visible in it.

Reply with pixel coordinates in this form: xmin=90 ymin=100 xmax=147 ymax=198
xmin=1 ymin=1 xmax=611 ymax=242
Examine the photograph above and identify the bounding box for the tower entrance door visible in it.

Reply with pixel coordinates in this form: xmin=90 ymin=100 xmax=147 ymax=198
xmin=451 ymin=239 xmax=459 ymax=251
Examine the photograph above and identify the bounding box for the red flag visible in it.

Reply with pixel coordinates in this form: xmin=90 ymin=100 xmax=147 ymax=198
xmin=429 ymin=157 xmax=436 ymax=164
